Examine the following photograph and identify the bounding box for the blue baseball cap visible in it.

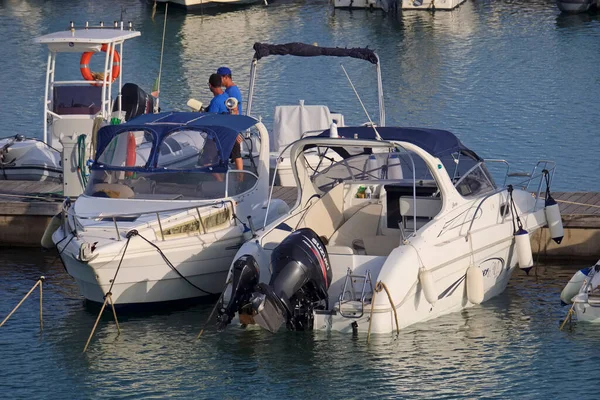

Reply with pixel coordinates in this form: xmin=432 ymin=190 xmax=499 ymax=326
xmin=217 ymin=66 xmax=232 ymax=76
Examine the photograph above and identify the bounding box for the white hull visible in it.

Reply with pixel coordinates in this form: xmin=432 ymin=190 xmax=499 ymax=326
xmin=165 ymin=0 xmax=263 ymax=8
xmin=0 ymin=138 xmax=61 ymax=182
xmin=402 ymin=0 xmax=466 ymax=10
xmin=574 ymin=301 xmax=600 ymax=322
xmin=557 ymin=0 xmax=597 ymax=13
xmin=56 ymin=225 xmax=238 ymax=304
xmin=316 ymin=235 xmax=521 ymax=333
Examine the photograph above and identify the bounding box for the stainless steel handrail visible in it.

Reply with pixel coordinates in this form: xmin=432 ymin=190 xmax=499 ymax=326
xmin=464 ymin=166 xmax=555 ymax=241
xmin=484 ymin=159 xmax=510 ymax=187
xmin=64 ymin=198 xmax=237 ymax=241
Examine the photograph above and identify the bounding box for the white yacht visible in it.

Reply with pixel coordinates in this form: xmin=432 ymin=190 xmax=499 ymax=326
xmin=0 ymin=23 xmax=154 ymax=197
xmin=52 ymin=112 xmax=289 ymax=305
xmin=216 ymin=126 xmax=563 ymax=334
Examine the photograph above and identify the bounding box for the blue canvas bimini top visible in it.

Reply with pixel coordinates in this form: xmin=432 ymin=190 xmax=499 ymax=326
xmin=318 ymin=126 xmax=480 ymax=160
xmin=94 ymin=112 xmax=258 ymax=171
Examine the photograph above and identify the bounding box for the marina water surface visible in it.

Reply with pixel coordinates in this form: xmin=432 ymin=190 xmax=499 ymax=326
xmin=2 ymin=0 xmax=600 ymax=398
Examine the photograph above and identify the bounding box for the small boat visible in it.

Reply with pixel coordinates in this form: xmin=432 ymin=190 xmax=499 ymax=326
xmin=560 ymin=261 xmax=600 ymax=322
xmin=0 ymin=22 xmax=154 ymax=196
xmin=557 ymin=0 xmax=598 ymax=13
xmin=245 ymin=42 xmax=385 ymax=187
xmin=52 ymin=112 xmax=289 ymax=305
xmin=216 ymin=126 xmax=563 ymax=334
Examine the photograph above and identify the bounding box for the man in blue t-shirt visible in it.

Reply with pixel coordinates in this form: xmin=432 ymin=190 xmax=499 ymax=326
xmin=217 ymin=66 xmax=242 ymax=115
xmin=206 ymin=74 xmax=229 ymax=114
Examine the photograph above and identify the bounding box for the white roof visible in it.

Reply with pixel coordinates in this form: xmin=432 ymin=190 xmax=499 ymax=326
xmin=35 ymin=29 xmax=141 ymax=44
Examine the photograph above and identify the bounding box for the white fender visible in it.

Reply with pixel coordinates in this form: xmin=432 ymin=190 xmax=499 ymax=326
xmin=41 ymin=213 xmax=62 ymax=249
xmin=560 ymin=268 xmax=590 ymax=304
xmin=387 ymin=153 xmax=403 ymax=180
xmin=367 ymin=154 xmax=379 ymax=179
xmin=418 ymin=267 xmax=437 ymax=306
xmin=515 ymin=228 xmax=533 ymax=270
xmin=545 ymin=198 xmax=564 ymax=244
xmin=329 ymin=122 xmax=339 ymax=138
xmin=466 ymin=266 xmax=484 ymax=304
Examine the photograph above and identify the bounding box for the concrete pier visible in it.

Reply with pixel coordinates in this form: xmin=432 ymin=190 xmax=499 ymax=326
xmin=1 ymin=182 xmax=599 ymax=261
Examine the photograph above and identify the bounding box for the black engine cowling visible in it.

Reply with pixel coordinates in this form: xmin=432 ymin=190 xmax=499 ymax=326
xmin=113 ymin=83 xmax=156 ymax=121
xmin=216 ymin=228 xmax=332 ymax=333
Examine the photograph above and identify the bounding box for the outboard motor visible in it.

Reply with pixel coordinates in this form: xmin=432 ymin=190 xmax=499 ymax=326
xmin=216 ymin=255 xmax=260 ymax=331
xmin=114 ymin=83 xmax=156 ymax=121
xmin=217 ymin=228 xmax=332 ymax=333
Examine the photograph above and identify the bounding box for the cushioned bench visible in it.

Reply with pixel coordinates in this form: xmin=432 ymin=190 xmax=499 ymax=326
xmin=399 ymin=196 xmax=442 ymax=230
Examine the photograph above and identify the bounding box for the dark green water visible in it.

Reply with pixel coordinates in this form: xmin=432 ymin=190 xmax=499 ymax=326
xmin=2 ymin=0 xmax=600 ymax=398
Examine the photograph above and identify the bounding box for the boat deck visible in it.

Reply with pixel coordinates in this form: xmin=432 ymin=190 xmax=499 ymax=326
xmin=0 ymin=181 xmax=599 ymax=259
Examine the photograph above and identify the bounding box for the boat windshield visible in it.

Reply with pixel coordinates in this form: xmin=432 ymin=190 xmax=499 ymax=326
xmin=86 ymin=128 xmax=258 ymax=200
xmin=309 ymin=146 xmax=433 ymax=192
xmin=307 ymin=145 xmax=496 ymax=198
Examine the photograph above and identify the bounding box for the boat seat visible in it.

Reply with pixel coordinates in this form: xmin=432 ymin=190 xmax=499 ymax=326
xmin=329 ymin=203 xmax=382 ymax=248
xmin=362 ymin=235 xmax=400 ymax=256
xmin=326 ymin=245 xmax=354 ymax=255
xmin=399 ymin=196 xmax=442 ymax=230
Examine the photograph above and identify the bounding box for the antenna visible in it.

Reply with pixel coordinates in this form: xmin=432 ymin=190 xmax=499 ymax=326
xmin=154 ymin=2 xmax=169 ymax=113
xmin=340 ymin=64 xmax=382 ymax=141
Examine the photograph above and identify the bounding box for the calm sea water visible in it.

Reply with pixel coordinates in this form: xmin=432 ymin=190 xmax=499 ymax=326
xmin=1 ymin=0 xmax=600 ymax=398
xmin=0 ymin=249 xmax=597 ymax=399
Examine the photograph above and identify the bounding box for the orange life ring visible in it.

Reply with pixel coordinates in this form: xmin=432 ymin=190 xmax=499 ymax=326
xmin=80 ymin=44 xmax=121 ymax=86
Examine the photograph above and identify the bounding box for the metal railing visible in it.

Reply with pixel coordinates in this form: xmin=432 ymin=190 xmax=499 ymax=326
xmin=464 ymin=164 xmax=555 ymax=241
xmin=62 ymin=198 xmax=237 ymax=242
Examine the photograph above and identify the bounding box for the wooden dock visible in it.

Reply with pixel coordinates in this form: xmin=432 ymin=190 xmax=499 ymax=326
xmin=0 ymin=181 xmax=598 ymax=260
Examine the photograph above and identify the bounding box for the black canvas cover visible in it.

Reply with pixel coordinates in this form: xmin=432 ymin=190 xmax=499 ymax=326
xmin=253 ymin=42 xmax=378 ymax=65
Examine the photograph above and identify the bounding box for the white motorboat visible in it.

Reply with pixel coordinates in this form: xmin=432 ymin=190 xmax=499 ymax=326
xmin=0 ymin=22 xmax=154 ymax=196
xmin=560 ymin=261 xmax=600 ymax=322
xmin=51 ymin=112 xmax=289 ymax=305
xmin=557 ymin=0 xmax=598 ymax=13
xmin=216 ymin=126 xmax=564 ymax=334
xmin=246 ymin=42 xmax=385 ymax=187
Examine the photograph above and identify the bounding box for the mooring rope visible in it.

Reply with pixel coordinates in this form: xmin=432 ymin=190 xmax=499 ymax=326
xmin=366 ymin=281 xmax=399 ymax=344
xmin=555 ymin=199 xmax=600 ymax=209
xmin=127 ymin=230 xmax=216 ymax=296
xmin=0 ymin=276 xmax=45 ymax=330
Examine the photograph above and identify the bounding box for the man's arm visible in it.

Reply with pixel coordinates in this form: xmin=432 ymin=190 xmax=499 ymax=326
xmin=234 ymin=157 xmax=243 ymax=171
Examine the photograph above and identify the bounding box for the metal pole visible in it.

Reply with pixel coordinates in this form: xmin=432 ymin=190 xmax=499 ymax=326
xmin=43 ymin=52 xmax=52 ymax=144
xmin=375 ymin=56 xmax=385 ymax=127
xmin=246 ymin=59 xmax=258 ymax=117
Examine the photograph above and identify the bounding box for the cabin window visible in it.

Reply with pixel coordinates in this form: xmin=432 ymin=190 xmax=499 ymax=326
xmin=97 ymin=130 xmax=153 ymax=167
xmin=53 ymin=86 xmax=102 ymax=116
xmin=156 ymin=129 xmax=221 ymax=170
xmin=454 ymin=163 xmax=496 ymax=197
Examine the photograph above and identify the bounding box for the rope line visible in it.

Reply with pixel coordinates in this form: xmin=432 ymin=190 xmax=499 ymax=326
xmin=130 ymin=230 xmax=216 ymax=296
xmin=555 ymin=199 xmax=600 ymax=209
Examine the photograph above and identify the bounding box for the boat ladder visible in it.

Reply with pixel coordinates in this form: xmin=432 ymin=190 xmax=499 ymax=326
xmin=337 ymin=268 xmax=373 ymax=318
